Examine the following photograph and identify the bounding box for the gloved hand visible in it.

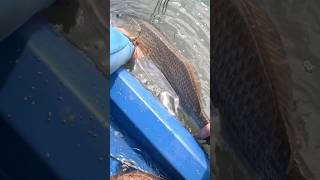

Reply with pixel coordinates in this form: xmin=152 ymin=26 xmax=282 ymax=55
xmin=110 ymin=25 xmax=134 ymax=74
xmin=0 ymin=0 xmax=54 ymax=41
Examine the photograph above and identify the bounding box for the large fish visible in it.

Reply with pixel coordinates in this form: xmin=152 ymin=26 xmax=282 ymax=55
xmin=212 ymin=0 xmax=313 ymax=179
xmin=115 ymin=16 xmax=210 ymax=130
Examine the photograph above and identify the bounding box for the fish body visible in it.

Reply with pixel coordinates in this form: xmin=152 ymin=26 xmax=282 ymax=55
xmin=116 ymin=17 xmax=210 ymax=129
xmin=212 ymin=0 xmax=312 ymax=179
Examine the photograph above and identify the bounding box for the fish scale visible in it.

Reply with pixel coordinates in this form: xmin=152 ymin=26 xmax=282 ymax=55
xmin=212 ymin=0 xmax=313 ymax=179
xmin=132 ymin=19 xmax=210 ymax=128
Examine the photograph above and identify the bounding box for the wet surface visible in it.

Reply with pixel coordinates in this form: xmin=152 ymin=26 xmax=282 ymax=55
xmin=0 ymin=19 xmax=108 ymax=179
xmin=110 ymin=121 xmax=165 ymax=178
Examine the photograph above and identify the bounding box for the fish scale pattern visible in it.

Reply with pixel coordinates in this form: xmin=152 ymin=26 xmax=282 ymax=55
xmin=136 ymin=20 xmax=210 ymax=128
xmin=212 ymin=0 xmax=292 ymax=179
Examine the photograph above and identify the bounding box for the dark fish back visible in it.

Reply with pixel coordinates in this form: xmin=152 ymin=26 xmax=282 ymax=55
xmin=212 ymin=0 xmax=307 ymax=179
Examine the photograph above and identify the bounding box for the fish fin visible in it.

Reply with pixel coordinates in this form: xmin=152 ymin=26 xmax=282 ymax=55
xmin=287 ymin=154 xmax=315 ymax=180
xmin=237 ymin=0 xmax=292 ymax=127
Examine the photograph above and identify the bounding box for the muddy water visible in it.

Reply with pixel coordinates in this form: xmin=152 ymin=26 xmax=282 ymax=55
xmin=260 ymin=0 xmax=320 ymax=179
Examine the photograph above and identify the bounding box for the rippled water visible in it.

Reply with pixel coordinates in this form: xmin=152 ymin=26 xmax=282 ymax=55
xmin=260 ymin=0 xmax=320 ymax=179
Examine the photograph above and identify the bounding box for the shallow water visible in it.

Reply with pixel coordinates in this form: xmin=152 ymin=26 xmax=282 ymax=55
xmin=260 ymin=0 xmax=320 ymax=179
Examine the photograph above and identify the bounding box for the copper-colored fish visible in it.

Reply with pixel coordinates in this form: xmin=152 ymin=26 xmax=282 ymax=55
xmin=117 ymin=17 xmax=210 ymax=129
xmin=212 ymin=0 xmax=313 ymax=179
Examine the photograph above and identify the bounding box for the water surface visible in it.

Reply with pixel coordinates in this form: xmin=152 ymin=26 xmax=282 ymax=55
xmin=261 ymin=0 xmax=320 ymax=179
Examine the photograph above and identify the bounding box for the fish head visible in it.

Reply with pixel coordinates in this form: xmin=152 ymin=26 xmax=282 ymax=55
xmin=111 ymin=15 xmax=153 ymax=60
xmin=111 ymin=14 xmax=142 ymax=40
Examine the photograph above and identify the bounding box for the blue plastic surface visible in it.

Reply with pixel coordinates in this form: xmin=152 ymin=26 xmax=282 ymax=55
xmin=110 ymin=68 xmax=210 ymax=179
xmin=0 ymin=16 xmax=107 ymax=179
xmin=110 ymin=121 xmax=160 ymax=177
xmin=0 ymin=14 xmax=210 ymax=180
